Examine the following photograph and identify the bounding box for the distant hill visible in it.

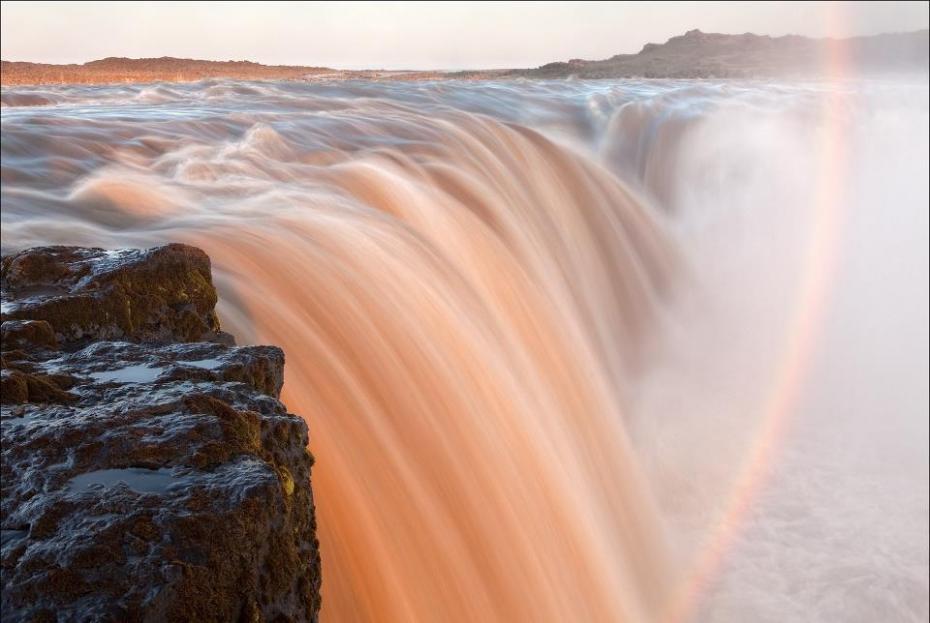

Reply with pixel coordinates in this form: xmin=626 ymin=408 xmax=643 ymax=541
xmin=2 ymin=29 xmax=928 ymax=86
xmin=0 ymin=57 xmax=332 ymax=85
xmin=509 ymin=29 xmax=929 ymax=79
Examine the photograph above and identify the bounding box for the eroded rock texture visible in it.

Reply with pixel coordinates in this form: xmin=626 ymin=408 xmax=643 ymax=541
xmin=1 ymin=244 xmax=321 ymax=622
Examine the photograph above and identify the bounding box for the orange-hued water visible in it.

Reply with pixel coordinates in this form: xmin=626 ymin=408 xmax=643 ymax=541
xmin=2 ymin=79 xmax=927 ymax=623
xmin=1 ymin=83 xmax=677 ymax=622
xmin=182 ymin=115 xmax=676 ymax=622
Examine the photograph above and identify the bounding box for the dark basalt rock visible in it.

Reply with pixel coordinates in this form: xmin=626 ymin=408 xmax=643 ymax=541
xmin=1 ymin=321 xmax=58 ymax=351
xmin=1 ymin=244 xmax=229 ymax=348
xmin=1 ymin=244 xmax=321 ymax=622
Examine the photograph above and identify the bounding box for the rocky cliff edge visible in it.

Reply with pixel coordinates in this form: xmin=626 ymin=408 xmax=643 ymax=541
xmin=0 ymin=244 xmax=321 ymax=622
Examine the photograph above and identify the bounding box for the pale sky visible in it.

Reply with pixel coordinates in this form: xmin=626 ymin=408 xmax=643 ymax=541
xmin=1 ymin=1 xmax=928 ymax=70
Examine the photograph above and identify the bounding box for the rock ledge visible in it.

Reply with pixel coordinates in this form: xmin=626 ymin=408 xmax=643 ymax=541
xmin=1 ymin=244 xmax=321 ymax=623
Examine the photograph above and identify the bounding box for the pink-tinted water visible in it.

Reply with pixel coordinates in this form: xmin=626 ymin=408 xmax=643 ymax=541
xmin=2 ymin=79 xmax=927 ymax=622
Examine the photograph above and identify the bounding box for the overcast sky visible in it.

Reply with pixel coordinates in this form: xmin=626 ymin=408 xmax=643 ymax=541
xmin=2 ymin=1 xmax=928 ymax=69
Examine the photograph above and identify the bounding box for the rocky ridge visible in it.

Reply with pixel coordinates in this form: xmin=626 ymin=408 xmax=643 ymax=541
xmin=1 ymin=244 xmax=321 ymax=622
xmin=511 ymin=28 xmax=930 ymax=78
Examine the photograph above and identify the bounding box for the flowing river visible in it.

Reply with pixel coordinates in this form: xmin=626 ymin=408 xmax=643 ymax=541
xmin=2 ymin=78 xmax=927 ymax=622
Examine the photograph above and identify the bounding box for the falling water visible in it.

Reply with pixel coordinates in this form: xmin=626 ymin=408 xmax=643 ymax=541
xmin=2 ymin=78 xmax=927 ymax=622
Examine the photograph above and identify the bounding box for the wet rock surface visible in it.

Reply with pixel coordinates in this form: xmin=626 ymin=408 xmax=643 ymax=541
xmin=1 ymin=244 xmax=228 ymax=348
xmin=1 ymin=244 xmax=321 ymax=622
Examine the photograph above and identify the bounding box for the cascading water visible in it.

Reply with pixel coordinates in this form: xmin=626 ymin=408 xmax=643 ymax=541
xmin=1 ymin=78 xmax=927 ymax=622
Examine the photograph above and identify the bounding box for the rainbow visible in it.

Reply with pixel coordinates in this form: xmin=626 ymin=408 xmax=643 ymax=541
xmin=665 ymin=14 xmax=854 ymax=622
